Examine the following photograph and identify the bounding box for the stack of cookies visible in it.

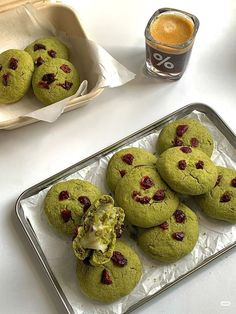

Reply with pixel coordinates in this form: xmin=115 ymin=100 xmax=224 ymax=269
xmin=0 ymin=37 xmax=80 ymax=105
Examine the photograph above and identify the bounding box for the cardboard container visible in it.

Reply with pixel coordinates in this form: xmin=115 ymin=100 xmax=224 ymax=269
xmin=0 ymin=0 xmax=103 ymax=130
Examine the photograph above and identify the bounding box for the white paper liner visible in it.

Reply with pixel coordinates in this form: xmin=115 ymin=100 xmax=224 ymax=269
xmin=0 ymin=4 xmax=135 ymax=123
xmin=20 ymin=110 xmax=236 ymax=314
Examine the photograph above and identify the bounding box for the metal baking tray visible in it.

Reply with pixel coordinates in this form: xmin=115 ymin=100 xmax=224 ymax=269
xmin=15 ymin=103 xmax=236 ymax=314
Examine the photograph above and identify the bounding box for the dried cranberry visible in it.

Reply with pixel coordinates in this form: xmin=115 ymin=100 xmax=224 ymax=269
xmin=231 ymin=178 xmax=236 ymax=187
xmin=215 ymin=175 xmax=223 ymax=187
xmin=180 ymin=146 xmax=192 ymax=153
xmin=136 ymin=196 xmax=151 ymax=204
xmin=2 ymin=73 xmax=9 ymax=86
xmin=132 ymin=191 xmax=141 ymax=199
xmin=48 ymin=49 xmax=57 ymax=58
xmin=111 ymin=251 xmax=127 ymax=267
xmin=158 ymin=221 xmax=169 ymax=230
xmin=190 ymin=137 xmax=199 ymax=147
xmin=153 ymin=190 xmax=165 ymax=201
xmin=119 ymin=170 xmax=127 ymax=177
xmin=172 ymin=137 xmax=184 ymax=147
xmin=196 ymin=160 xmax=204 ymax=169
xmin=121 ymin=153 xmax=134 ymax=165
xmin=60 ymin=208 xmax=72 ymax=222
xmin=8 ymin=57 xmax=18 ymax=70
xmin=38 ymin=81 xmax=49 ymax=89
xmin=58 ymin=190 xmax=70 ymax=200
xmin=220 ymin=192 xmax=231 ymax=203
xmin=42 ymin=73 xmax=55 ymax=84
xmin=176 ymin=125 xmax=189 ymax=137
xmin=34 ymin=57 xmax=45 ymax=67
xmin=0 ymin=65 xmax=2 ymax=71
xmin=34 ymin=43 xmax=46 ymax=51
xmin=140 ymin=176 xmax=154 ymax=190
xmin=174 ymin=209 xmax=186 ymax=223
xmin=78 ymin=196 xmax=91 ymax=213
xmin=178 ymin=160 xmax=186 ymax=170
xmin=101 ymin=269 xmax=112 ymax=285
xmin=60 ymin=64 xmax=71 ymax=73
xmin=172 ymin=231 xmax=185 ymax=241
xmin=115 ymin=224 xmax=124 ymax=238
xmin=58 ymin=80 xmax=73 ymax=90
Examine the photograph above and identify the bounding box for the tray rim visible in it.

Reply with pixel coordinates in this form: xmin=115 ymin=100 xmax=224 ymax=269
xmin=15 ymin=102 xmax=236 ymax=314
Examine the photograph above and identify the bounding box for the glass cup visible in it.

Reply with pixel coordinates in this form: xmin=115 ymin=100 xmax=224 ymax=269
xmin=145 ymin=8 xmax=199 ymax=80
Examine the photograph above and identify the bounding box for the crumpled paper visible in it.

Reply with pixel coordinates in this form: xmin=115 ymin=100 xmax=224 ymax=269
xmin=20 ymin=110 xmax=236 ymax=314
xmin=0 ymin=4 xmax=135 ymax=123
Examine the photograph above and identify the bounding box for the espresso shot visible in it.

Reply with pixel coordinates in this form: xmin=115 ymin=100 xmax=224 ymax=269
xmin=145 ymin=8 xmax=199 ymax=80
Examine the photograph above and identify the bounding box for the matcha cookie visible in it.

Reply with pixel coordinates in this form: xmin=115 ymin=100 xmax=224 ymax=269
xmin=0 ymin=49 xmax=34 ymax=103
xmin=115 ymin=165 xmax=179 ymax=228
xmin=196 ymin=166 xmax=236 ymax=223
xmin=44 ymin=179 xmax=101 ymax=235
xmin=73 ymin=195 xmax=125 ymax=266
xmin=106 ymin=147 xmax=157 ymax=193
xmin=32 ymin=58 xmax=80 ymax=105
xmin=137 ymin=203 xmax=199 ymax=263
xmin=157 ymin=118 xmax=214 ymax=156
xmin=25 ymin=37 xmax=69 ymax=67
xmin=76 ymin=240 xmax=142 ymax=303
xmin=157 ymin=146 xmax=218 ymax=195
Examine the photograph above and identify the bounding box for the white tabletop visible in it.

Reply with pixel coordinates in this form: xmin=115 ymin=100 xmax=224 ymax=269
xmin=1 ymin=0 xmax=236 ymax=313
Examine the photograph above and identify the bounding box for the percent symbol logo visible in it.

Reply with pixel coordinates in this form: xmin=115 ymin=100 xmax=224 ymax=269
xmin=153 ymin=53 xmax=174 ymax=69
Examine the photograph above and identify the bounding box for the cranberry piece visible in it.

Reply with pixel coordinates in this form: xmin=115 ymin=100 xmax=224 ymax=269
xmin=178 ymin=160 xmax=186 ymax=170
xmin=101 ymin=269 xmax=112 ymax=285
xmin=60 ymin=208 xmax=72 ymax=222
xmin=231 ymin=178 xmax=236 ymax=187
xmin=34 ymin=43 xmax=46 ymax=51
xmin=176 ymin=125 xmax=189 ymax=137
xmin=0 ymin=65 xmax=2 ymax=71
xmin=2 ymin=73 xmax=9 ymax=86
xmin=121 ymin=153 xmax=134 ymax=165
xmin=59 ymin=190 xmax=70 ymax=200
xmin=58 ymin=80 xmax=73 ymax=90
xmin=48 ymin=49 xmax=57 ymax=58
xmin=132 ymin=191 xmax=141 ymax=199
xmin=34 ymin=57 xmax=45 ymax=67
xmin=190 ymin=137 xmax=199 ymax=147
xmin=119 ymin=170 xmax=127 ymax=177
xmin=172 ymin=231 xmax=185 ymax=241
xmin=158 ymin=221 xmax=169 ymax=230
xmin=180 ymin=146 xmax=192 ymax=153
xmin=42 ymin=73 xmax=55 ymax=84
xmin=172 ymin=137 xmax=184 ymax=147
xmin=111 ymin=251 xmax=127 ymax=267
xmin=195 ymin=160 xmax=204 ymax=169
xmin=60 ymin=64 xmax=71 ymax=73
xmin=153 ymin=189 xmax=165 ymax=201
xmin=136 ymin=196 xmax=151 ymax=204
xmin=220 ymin=192 xmax=231 ymax=203
xmin=38 ymin=81 xmax=49 ymax=89
xmin=115 ymin=224 xmax=124 ymax=238
xmin=215 ymin=175 xmax=223 ymax=187
xmin=140 ymin=176 xmax=154 ymax=190
xmin=174 ymin=209 xmax=186 ymax=223
xmin=8 ymin=57 xmax=18 ymax=70
xmin=78 ymin=196 xmax=91 ymax=212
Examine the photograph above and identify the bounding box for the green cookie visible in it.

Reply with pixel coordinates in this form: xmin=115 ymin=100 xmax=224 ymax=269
xmin=157 ymin=146 xmax=218 ymax=195
xmin=106 ymin=147 xmax=157 ymax=193
xmin=76 ymin=241 xmax=142 ymax=303
xmin=157 ymin=118 xmax=214 ymax=156
xmin=25 ymin=37 xmax=69 ymax=67
xmin=0 ymin=49 xmax=34 ymax=103
xmin=73 ymin=195 xmax=125 ymax=266
xmin=32 ymin=58 xmax=80 ymax=105
xmin=115 ymin=165 xmax=179 ymax=228
xmin=44 ymin=179 xmax=101 ymax=235
xmin=196 ymin=166 xmax=236 ymax=223
xmin=137 ymin=203 xmax=199 ymax=263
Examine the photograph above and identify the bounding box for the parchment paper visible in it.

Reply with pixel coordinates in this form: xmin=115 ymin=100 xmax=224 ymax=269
xmin=0 ymin=4 xmax=135 ymax=123
xmin=20 ymin=111 xmax=236 ymax=314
